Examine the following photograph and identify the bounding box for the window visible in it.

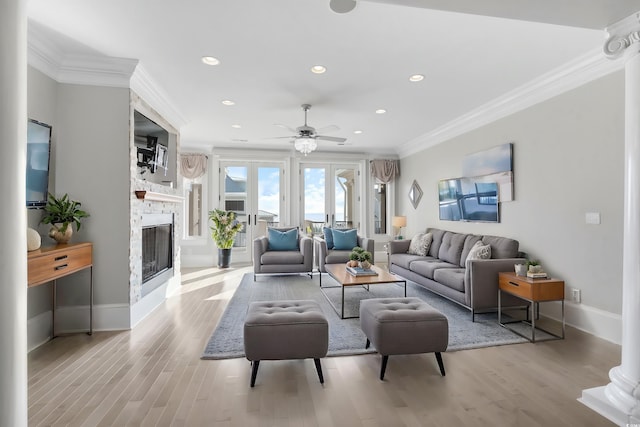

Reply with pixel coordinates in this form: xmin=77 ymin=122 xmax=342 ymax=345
xmin=373 ymin=180 xmax=387 ymax=235
xmin=183 ymin=177 xmax=204 ymax=238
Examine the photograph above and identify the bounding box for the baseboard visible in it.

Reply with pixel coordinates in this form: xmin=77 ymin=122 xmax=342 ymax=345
xmin=55 ymin=303 xmax=131 ymax=334
xmin=27 ymin=311 xmax=52 ymax=352
xmin=130 ymin=277 xmax=178 ymax=328
xmin=541 ymin=300 xmax=621 ymax=345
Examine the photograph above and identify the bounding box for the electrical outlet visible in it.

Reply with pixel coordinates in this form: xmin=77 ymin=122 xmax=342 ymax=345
xmin=571 ymin=288 xmax=581 ymax=303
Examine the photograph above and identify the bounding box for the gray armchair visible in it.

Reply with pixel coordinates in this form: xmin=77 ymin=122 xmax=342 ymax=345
xmin=315 ymin=234 xmax=375 ymax=273
xmin=253 ymin=227 xmax=313 ymax=280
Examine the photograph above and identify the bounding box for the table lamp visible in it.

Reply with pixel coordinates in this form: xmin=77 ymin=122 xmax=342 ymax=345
xmin=392 ymin=216 xmax=407 ymax=239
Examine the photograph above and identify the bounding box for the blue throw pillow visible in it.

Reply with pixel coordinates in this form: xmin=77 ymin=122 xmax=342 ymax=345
xmin=268 ymin=228 xmax=298 ymax=251
xmin=332 ymin=228 xmax=358 ymax=250
xmin=323 ymin=226 xmax=334 ymax=249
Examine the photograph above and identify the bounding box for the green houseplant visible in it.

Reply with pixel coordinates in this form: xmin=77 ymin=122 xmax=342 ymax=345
xmin=40 ymin=193 xmax=90 ymax=244
xmin=348 ymin=246 xmax=373 ymax=269
xmin=209 ymin=209 xmax=243 ymax=268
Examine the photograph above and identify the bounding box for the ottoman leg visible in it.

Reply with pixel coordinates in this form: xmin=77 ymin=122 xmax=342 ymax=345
xmin=380 ymin=355 xmax=389 ymax=380
xmin=435 ymin=352 xmax=445 ymax=376
xmin=365 ymin=338 xmax=370 ymax=349
xmin=313 ymin=358 xmax=325 ymax=384
xmin=250 ymin=360 xmax=260 ymax=387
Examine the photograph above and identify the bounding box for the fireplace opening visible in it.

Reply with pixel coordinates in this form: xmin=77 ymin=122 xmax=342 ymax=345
xmin=141 ymin=214 xmax=174 ymax=297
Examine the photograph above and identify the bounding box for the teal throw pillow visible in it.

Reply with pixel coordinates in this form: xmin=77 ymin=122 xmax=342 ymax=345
xmin=323 ymin=226 xmax=334 ymax=249
xmin=268 ymin=228 xmax=298 ymax=251
xmin=332 ymin=228 xmax=358 ymax=250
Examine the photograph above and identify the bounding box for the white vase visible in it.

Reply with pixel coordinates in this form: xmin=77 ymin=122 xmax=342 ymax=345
xmin=514 ymin=264 xmax=527 ymax=276
xmin=27 ymin=227 xmax=41 ymax=251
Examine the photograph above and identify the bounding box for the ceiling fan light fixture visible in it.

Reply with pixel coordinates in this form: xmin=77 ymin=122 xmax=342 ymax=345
xmin=294 ymin=137 xmax=317 ymax=156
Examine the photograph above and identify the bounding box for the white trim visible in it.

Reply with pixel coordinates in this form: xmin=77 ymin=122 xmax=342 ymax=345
xmin=130 ymin=273 xmax=181 ymax=328
xmin=27 ymin=311 xmax=52 ymax=352
xmin=55 ymin=303 xmax=130 ymax=334
xmin=398 ymin=49 xmax=626 ymax=158
xmin=130 ymin=65 xmax=188 ymax=130
xmin=579 ymin=386 xmax=639 ymax=426
xmin=541 ymin=300 xmax=622 ymax=345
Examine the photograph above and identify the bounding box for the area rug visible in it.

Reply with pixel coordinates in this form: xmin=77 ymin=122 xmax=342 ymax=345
xmin=202 ymin=273 xmax=532 ymax=359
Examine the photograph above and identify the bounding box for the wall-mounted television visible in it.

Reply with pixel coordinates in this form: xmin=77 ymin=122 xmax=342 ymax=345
xmin=438 ymin=177 xmax=499 ymax=223
xmin=26 ymin=119 xmax=52 ymax=208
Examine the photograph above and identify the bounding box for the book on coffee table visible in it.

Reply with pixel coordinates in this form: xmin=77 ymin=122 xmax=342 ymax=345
xmin=526 ymin=271 xmax=548 ymax=279
xmin=346 ymin=266 xmax=378 ymax=276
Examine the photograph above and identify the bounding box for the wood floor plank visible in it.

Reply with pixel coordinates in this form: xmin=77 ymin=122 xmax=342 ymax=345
xmin=28 ymin=265 xmax=619 ymax=426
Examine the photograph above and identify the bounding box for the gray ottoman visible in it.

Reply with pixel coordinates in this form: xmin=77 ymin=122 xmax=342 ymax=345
xmin=360 ymin=297 xmax=448 ymax=380
xmin=244 ymin=300 xmax=328 ymax=387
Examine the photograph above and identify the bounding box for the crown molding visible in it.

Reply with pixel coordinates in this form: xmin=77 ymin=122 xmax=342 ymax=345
xmin=27 ymin=23 xmax=186 ymax=131
xmin=397 ymin=48 xmax=625 ymax=158
xmin=130 ymin=65 xmax=188 ymax=130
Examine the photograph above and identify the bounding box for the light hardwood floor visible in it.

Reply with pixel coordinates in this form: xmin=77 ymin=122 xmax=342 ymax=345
xmin=28 ymin=265 xmax=619 ymax=426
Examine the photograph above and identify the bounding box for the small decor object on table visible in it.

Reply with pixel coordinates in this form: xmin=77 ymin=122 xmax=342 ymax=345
xmin=209 ymin=208 xmax=243 ymax=268
xmin=40 ymin=193 xmax=89 ymax=244
xmin=346 ymin=266 xmax=378 ymax=276
xmin=526 ymin=259 xmax=547 ymax=278
xmin=514 ymin=264 xmax=527 ymax=276
xmin=346 ymin=246 xmax=376 ymax=276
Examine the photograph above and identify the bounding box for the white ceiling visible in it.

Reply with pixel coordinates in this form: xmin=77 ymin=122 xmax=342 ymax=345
xmin=26 ymin=0 xmax=640 ymax=156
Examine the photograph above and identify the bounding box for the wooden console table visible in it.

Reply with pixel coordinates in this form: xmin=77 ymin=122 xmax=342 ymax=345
xmin=27 ymin=242 xmax=93 ymax=336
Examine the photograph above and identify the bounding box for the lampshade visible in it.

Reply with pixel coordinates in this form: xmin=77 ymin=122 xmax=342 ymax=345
xmin=392 ymin=216 xmax=407 ymax=227
xmin=294 ymin=137 xmax=317 ymax=156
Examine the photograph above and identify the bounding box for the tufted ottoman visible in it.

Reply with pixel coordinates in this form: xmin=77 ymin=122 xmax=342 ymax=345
xmin=360 ymin=297 xmax=448 ymax=380
xmin=244 ymin=300 xmax=328 ymax=387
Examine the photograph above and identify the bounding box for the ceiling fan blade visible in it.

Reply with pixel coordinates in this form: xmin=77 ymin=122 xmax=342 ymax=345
xmin=263 ymin=135 xmax=296 ymax=140
xmin=315 ymin=124 xmax=339 ymax=134
xmin=274 ymin=123 xmax=298 ymax=133
xmin=316 ymin=135 xmax=347 ymax=143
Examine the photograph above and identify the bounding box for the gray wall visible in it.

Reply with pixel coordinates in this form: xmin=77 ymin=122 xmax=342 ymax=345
xmin=397 ymin=71 xmax=625 ymax=314
xmin=27 ymin=66 xmax=131 ymax=328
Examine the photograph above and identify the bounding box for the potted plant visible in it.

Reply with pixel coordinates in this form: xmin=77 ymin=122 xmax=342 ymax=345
xmin=526 ymin=259 xmax=543 ymax=273
xmin=40 ymin=193 xmax=89 ymax=244
xmin=349 ymin=246 xmax=373 ymax=269
xmin=208 ymin=209 xmax=243 ymax=268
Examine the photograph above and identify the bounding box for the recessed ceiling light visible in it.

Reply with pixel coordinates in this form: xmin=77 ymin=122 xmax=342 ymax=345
xmin=311 ymin=65 xmax=326 ymax=74
xmin=231 ymin=124 xmax=241 ymax=129
xmin=375 ymin=109 xmax=387 ymax=114
xmin=354 ymin=130 xmax=363 ymax=134
xmin=221 ymin=100 xmax=235 ymax=106
xmin=201 ymin=56 xmax=220 ymax=66
xmin=409 ymin=74 xmax=424 ymax=82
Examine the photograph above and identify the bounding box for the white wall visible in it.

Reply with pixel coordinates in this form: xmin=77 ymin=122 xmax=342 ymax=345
xmin=397 ymin=71 xmax=625 ymax=335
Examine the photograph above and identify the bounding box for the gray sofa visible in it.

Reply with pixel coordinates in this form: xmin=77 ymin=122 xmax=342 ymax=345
xmin=389 ymin=228 xmax=526 ymax=321
xmin=253 ymin=228 xmax=313 ymax=280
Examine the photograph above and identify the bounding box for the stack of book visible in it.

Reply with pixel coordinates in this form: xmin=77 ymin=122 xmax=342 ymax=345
xmin=346 ymin=266 xmax=378 ymax=276
xmin=527 ymin=271 xmax=548 ymax=279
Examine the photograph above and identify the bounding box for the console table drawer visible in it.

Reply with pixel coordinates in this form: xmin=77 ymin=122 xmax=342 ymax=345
xmin=498 ymin=272 xmax=564 ymax=302
xmin=28 ymin=243 xmax=93 ymax=287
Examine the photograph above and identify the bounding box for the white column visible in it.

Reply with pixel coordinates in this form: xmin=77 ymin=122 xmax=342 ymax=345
xmin=580 ymin=12 xmax=640 ymax=426
xmin=0 ymin=0 xmax=28 ymax=426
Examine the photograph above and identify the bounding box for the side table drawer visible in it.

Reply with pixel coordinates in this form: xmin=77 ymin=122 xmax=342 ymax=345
xmin=499 ymin=275 xmax=532 ymax=299
xmin=28 ymin=244 xmax=93 ymax=286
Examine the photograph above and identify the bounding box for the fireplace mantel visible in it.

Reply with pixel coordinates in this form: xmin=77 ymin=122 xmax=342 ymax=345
xmin=135 ymin=191 xmax=184 ymax=203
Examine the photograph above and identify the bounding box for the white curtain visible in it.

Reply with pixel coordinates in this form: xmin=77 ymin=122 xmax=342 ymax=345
xmin=370 ymin=159 xmax=400 ymax=183
xmin=179 ymin=153 xmax=208 ymax=179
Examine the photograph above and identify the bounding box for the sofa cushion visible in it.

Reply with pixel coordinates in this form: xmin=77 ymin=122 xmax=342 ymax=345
xmin=426 ymin=228 xmax=447 ymax=258
xmin=323 ymin=226 xmax=334 ymax=249
xmin=407 ymin=233 xmax=433 ymax=256
xmin=268 ymin=228 xmax=298 ymax=251
xmin=325 ymin=249 xmax=351 ymax=264
xmin=482 ymin=235 xmax=519 ymax=259
xmin=459 ymin=234 xmax=483 ymax=266
xmin=409 ymin=259 xmax=459 ymax=279
xmin=466 ymin=240 xmax=491 ymax=261
xmin=261 ymin=250 xmax=304 ymax=265
xmin=332 ymin=228 xmax=358 ymax=250
xmin=433 ymin=268 xmax=466 ymax=292
xmin=438 ymin=232 xmax=467 ymax=265
xmin=391 ymin=253 xmax=430 ymax=270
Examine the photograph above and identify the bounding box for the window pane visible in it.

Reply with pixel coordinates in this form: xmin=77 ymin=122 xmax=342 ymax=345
xmin=334 ymin=168 xmax=355 ymax=229
xmin=374 ymin=182 xmax=387 ymax=234
xmin=304 ymin=167 xmax=325 ymax=234
xmin=257 ymin=166 xmax=280 ymax=228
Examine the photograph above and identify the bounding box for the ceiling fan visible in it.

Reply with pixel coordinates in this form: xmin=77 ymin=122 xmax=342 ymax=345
xmin=273 ymin=104 xmax=347 ymax=155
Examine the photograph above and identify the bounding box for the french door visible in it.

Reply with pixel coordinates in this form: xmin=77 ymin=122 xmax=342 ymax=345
xmin=220 ymin=161 xmax=284 ymax=262
xmin=301 ymin=163 xmax=360 ymax=235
